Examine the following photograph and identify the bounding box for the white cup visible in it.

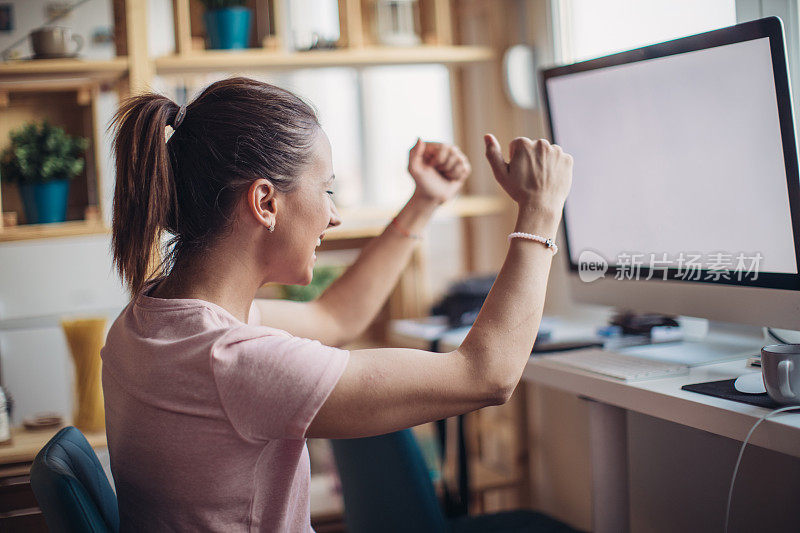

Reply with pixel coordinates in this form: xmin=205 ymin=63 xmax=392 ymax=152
xmin=761 ymin=344 xmax=800 ymax=405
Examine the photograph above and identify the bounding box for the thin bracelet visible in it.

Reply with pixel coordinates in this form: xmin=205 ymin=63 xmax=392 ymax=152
xmin=508 ymin=232 xmax=558 ymax=254
xmin=390 ymin=217 xmax=422 ymax=240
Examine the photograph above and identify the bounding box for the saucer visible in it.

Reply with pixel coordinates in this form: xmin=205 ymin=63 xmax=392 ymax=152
xmin=31 ymin=52 xmax=80 ymax=60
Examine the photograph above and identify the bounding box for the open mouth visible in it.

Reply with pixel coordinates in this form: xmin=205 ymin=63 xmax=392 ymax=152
xmin=313 ymin=234 xmax=326 ymax=260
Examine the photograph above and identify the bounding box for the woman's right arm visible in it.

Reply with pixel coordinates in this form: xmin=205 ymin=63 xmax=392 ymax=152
xmin=306 ymin=135 xmax=572 ymax=439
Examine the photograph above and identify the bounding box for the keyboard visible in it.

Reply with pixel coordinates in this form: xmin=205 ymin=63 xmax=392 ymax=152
xmin=539 ymin=349 xmax=690 ymax=381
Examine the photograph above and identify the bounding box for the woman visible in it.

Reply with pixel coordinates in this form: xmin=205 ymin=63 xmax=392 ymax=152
xmin=102 ymin=77 xmax=572 ymax=531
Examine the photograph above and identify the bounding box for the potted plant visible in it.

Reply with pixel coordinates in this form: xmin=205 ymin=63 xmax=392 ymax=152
xmin=0 ymin=121 xmax=88 ymax=225
xmin=281 ymin=265 xmax=343 ymax=302
xmin=200 ymin=0 xmax=252 ymax=50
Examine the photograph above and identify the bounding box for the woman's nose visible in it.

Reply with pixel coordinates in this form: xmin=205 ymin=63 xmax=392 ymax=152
xmin=328 ymin=206 xmax=342 ymax=228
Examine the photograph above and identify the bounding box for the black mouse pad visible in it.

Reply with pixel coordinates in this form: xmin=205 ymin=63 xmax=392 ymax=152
xmin=682 ymin=378 xmax=782 ymax=409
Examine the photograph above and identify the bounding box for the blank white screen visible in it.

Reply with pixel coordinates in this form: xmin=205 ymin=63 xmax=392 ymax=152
xmin=547 ymin=37 xmax=798 ymax=274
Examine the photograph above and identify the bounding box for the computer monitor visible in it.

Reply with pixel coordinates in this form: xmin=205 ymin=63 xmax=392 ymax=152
xmin=541 ymin=17 xmax=800 ymax=339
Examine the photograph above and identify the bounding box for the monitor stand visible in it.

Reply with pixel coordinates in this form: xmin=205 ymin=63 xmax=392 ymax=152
xmin=613 ymin=320 xmax=764 ymax=367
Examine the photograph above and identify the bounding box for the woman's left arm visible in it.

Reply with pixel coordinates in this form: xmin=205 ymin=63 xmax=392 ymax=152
xmin=255 ymin=139 xmax=470 ymax=346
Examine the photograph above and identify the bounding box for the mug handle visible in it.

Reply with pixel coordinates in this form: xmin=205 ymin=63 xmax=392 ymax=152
xmin=778 ymin=359 xmax=795 ymax=398
xmin=71 ymin=34 xmax=84 ymax=56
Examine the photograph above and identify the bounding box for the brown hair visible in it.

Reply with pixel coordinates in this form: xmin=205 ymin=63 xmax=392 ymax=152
xmin=109 ymin=77 xmax=320 ymax=296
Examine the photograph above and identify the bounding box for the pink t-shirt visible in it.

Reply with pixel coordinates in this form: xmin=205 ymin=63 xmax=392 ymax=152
xmin=101 ymin=288 xmax=349 ymax=532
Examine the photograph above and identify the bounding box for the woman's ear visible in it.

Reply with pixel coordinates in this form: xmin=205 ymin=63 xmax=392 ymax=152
xmin=247 ymin=179 xmax=278 ymax=232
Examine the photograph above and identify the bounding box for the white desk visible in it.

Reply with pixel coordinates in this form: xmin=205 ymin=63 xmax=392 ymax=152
xmin=429 ymin=318 xmax=800 ymax=533
xmin=523 ymin=357 xmax=800 ymax=533
xmin=523 ymin=358 xmax=800 ymax=459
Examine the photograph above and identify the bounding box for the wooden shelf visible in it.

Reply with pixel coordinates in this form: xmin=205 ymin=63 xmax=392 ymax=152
xmin=0 ymin=78 xmax=102 ymax=93
xmin=0 ymin=196 xmax=503 ymax=244
xmin=0 ymin=58 xmax=128 ymax=83
xmin=324 ymin=194 xmax=506 ymax=243
xmin=0 ymin=220 xmax=108 ymax=243
xmin=154 ymin=45 xmax=494 ymax=74
xmin=321 ymin=225 xmax=385 ymax=243
xmin=340 ymin=194 xmax=507 ymax=222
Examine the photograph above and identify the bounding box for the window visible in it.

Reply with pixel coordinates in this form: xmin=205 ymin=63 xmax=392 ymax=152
xmin=159 ymin=66 xmax=453 ymax=210
xmin=555 ymin=0 xmax=737 ymax=63
xmin=360 ymin=65 xmax=454 ymax=206
xmin=283 ymin=69 xmax=363 ymax=207
xmin=554 ymin=0 xmax=800 ymax=134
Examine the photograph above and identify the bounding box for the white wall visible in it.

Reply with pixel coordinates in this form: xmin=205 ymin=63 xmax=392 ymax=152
xmin=0 ymin=235 xmax=128 ymax=425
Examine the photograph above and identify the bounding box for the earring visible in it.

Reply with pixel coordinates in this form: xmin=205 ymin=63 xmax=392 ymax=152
xmin=268 ymin=222 xmax=275 ymax=232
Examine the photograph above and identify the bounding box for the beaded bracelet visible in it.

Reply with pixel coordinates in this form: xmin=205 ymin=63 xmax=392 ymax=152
xmin=508 ymin=232 xmax=558 ymax=254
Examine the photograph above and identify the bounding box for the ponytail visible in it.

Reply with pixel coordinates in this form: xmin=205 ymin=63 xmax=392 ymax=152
xmin=109 ymin=94 xmax=180 ymax=297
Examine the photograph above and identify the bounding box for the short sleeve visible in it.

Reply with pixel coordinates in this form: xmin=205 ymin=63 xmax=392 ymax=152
xmin=247 ymin=301 xmax=262 ymax=326
xmin=211 ymin=326 xmax=349 ymax=441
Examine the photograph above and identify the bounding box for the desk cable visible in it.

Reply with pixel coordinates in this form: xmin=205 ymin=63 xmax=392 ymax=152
xmin=724 ymin=405 xmax=800 ymax=533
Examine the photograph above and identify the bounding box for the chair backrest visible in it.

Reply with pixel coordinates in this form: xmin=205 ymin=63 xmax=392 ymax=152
xmin=30 ymin=426 xmax=119 ymax=533
xmin=331 ymin=429 xmax=449 ymax=533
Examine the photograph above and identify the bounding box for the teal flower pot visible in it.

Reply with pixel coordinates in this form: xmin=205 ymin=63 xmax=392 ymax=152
xmin=204 ymin=7 xmax=251 ymax=50
xmin=19 ymin=180 xmax=70 ymax=224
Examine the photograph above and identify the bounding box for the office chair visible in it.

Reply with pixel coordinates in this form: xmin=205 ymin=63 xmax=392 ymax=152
xmin=331 ymin=429 xmax=580 ymax=533
xmin=30 ymin=426 xmax=119 ymax=533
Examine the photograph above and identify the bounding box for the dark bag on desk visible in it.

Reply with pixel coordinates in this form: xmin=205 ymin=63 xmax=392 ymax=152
xmin=432 ymin=274 xmax=497 ymax=328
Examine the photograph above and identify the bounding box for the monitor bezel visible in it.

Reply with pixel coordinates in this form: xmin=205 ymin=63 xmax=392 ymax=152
xmin=540 ymin=16 xmax=800 ymax=291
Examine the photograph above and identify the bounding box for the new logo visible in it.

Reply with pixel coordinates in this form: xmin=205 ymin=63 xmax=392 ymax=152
xmin=578 ymin=250 xmax=608 ymax=282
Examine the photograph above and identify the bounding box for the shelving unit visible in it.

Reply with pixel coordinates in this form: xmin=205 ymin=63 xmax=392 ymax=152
xmin=155 ymin=45 xmax=493 ymax=73
xmin=0 ymin=0 xmax=502 ymax=315
xmin=0 ymin=1 xmax=522 ymax=525
xmin=0 ymin=0 xmax=498 ymax=245
xmin=0 ymin=77 xmax=107 ymax=239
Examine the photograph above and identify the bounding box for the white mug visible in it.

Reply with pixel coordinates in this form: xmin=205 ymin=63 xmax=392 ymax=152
xmin=30 ymin=27 xmax=83 ymax=58
xmin=761 ymin=344 xmax=800 ymax=405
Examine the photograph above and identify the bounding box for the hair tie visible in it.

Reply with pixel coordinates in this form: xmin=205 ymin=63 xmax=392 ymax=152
xmin=173 ymin=105 xmax=187 ymax=129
